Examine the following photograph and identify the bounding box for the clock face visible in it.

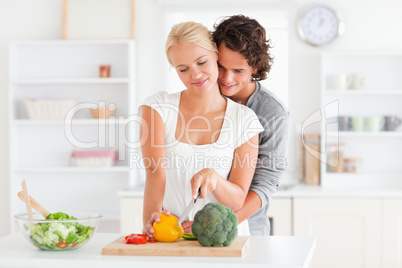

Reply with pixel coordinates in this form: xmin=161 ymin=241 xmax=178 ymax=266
xmin=298 ymin=5 xmax=343 ymax=46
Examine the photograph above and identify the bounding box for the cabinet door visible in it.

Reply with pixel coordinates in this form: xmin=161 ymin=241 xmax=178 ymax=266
xmin=120 ymin=197 xmax=143 ymax=234
xmin=383 ymin=198 xmax=402 ymax=268
xmin=267 ymin=197 xmax=292 ymax=236
xmin=294 ymin=198 xmax=381 ymax=268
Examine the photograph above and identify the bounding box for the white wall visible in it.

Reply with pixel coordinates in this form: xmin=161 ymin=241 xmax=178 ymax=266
xmin=1 ymin=0 xmax=402 ymax=237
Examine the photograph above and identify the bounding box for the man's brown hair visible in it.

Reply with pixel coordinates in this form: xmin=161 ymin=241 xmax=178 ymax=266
xmin=213 ymin=15 xmax=274 ymax=81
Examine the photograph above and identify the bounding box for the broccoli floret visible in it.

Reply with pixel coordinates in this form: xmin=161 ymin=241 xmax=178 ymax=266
xmin=191 ymin=203 xmax=238 ymax=247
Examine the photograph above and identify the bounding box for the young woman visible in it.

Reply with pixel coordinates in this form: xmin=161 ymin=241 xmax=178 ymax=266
xmin=139 ymin=21 xmax=263 ymax=236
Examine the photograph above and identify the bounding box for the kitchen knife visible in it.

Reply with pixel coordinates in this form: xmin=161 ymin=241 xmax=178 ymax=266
xmin=177 ymin=188 xmax=201 ymax=226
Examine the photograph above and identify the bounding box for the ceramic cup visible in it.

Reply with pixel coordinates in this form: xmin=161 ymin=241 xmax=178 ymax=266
xmin=351 ymin=116 xmax=365 ymax=132
xmin=384 ymin=115 xmax=402 ymax=131
xmin=366 ymin=116 xmax=384 ymax=132
xmin=349 ymin=74 xmax=365 ymax=90
xmin=333 ymin=73 xmax=352 ymax=91
xmin=338 ymin=116 xmax=351 ymax=131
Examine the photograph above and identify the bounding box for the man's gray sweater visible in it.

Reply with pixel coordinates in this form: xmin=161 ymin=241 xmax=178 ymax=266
xmin=246 ymin=82 xmax=290 ymax=235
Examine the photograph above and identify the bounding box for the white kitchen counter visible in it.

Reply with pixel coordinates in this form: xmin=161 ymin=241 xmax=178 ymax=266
xmin=118 ymin=183 xmax=402 ymax=199
xmin=0 ymin=233 xmax=316 ymax=268
xmin=274 ymin=184 xmax=402 ymax=198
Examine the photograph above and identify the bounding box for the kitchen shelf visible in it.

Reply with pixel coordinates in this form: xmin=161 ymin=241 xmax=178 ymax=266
xmin=325 ymin=90 xmax=402 ymax=95
xmin=324 ymin=172 xmax=402 ymax=179
xmin=8 ymin=40 xmax=138 ymax=233
xmin=327 ymin=131 xmax=402 ymax=138
xmin=11 ymin=39 xmax=134 ymax=46
xmin=13 ymin=119 xmax=124 ymax=126
xmin=322 ymin=172 xmax=402 ymax=188
xmin=11 ymin=78 xmax=130 ymax=85
xmin=320 ymin=52 xmax=402 ymax=188
xmin=156 ymin=0 xmax=290 ymax=6
xmin=13 ymin=167 xmax=131 ymax=173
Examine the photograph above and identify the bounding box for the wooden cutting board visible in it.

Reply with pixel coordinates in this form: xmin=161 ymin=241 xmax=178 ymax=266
xmin=101 ymin=236 xmax=249 ymax=257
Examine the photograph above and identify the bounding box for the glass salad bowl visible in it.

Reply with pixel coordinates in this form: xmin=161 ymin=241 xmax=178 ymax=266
xmin=15 ymin=211 xmax=102 ymax=251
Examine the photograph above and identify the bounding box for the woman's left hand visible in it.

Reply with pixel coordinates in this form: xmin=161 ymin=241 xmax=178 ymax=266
xmin=190 ymin=168 xmax=218 ymax=199
xmin=143 ymin=210 xmax=171 ymax=238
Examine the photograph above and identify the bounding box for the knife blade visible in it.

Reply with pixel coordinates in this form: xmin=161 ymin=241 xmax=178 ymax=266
xmin=177 ymin=188 xmax=201 ymax=226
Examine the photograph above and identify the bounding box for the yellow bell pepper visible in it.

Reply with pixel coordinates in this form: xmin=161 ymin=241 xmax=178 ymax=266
xmin=153 ymin=214 xmax=184 ymax=242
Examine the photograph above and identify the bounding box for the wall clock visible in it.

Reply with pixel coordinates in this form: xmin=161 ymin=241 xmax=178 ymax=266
xmin=297 ymin=5 xmax=345 ymax=46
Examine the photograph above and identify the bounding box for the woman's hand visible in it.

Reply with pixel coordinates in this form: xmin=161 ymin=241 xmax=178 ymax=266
xmin=142 ymin=210 xmax=171 ymax=238
xmin=190 ymin=168 xmax=218 ymax=199
xmin=181 ymin=220 xmax=193 ymax=234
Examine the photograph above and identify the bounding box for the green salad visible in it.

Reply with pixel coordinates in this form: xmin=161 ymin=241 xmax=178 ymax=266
xmin=28 ymin=212 xmax=94 ymax=250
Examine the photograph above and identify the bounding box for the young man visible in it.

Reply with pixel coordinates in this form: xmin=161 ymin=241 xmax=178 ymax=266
xmin=213 ymin=15 xmax=290 ymax=235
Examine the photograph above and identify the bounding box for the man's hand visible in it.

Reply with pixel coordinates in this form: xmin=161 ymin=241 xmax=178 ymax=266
xmin=181 ymin=220 xmax=193 ymax=234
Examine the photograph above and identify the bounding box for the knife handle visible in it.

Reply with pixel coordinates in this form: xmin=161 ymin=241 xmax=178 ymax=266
xmin=194 ymin=188 xmax=201 ymax=203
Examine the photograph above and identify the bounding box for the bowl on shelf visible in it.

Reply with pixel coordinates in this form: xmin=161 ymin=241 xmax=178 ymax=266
xmin=90 ymin=108 xmax=115 ymax=118
xmin=15 ymin=211 xmax=102 ymax=251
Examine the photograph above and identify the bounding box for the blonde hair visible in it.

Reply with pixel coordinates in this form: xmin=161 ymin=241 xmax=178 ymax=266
xmin=165 ymin=21 xmax=218 ymax=65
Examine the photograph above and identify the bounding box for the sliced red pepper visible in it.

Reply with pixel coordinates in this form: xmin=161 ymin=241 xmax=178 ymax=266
xmin=147 ymin=236 xmax=156 ymax=243
xmin=124 ymin=234 xmax=154 ymax=245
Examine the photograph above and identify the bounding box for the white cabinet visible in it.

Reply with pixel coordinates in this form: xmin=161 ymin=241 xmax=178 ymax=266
xmin=320 ymin=52 xmax=402 ymax=188
xmin=267 ymin=197 xmax=292 ymax=236
xmin=8 ymin=40 xmax=140 ymax=233
xmin=293 ymin=197 xmax=382 ymax=268
xmin=118 ymin=190 xmax=402 ymax=268
xmin=383 ymin=198 xmax=402 ymax=268
xmin=119 ymin=192 xmax=144 ymax=234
